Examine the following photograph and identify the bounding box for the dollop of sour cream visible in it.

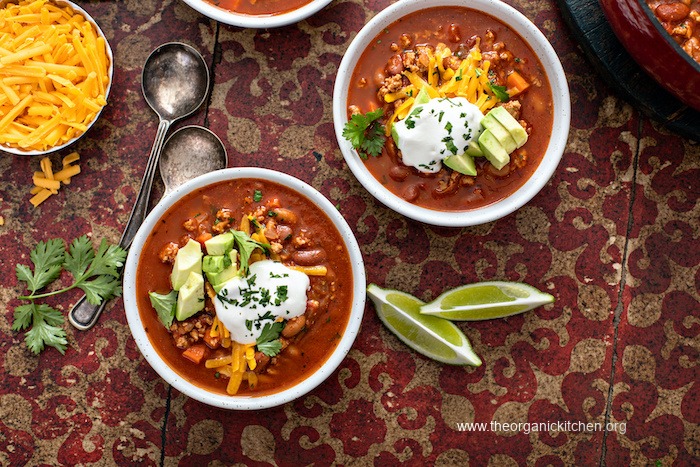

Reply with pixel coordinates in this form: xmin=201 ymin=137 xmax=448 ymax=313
xmin=213 ymin=260 xmax=310 ymax=344
xmin=393 ymin=97 xmax=484 ymax=173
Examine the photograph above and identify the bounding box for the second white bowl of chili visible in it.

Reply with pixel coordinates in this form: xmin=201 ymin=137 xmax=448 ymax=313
xmin=333 ymin=0 xmax=570 ymax=227
xmin=123 ymin=168 xmax=366 ymax=410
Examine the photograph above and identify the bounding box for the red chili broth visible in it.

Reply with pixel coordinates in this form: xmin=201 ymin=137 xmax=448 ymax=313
xmin=204 ymin=0 xmax=313 ymax=16
xmin=135 ymin=179 xmax=353 ymax=397
xmin=347 ymin=7 xmax=555 ymax=211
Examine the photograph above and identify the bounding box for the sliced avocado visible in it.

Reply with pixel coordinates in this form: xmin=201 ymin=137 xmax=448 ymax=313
xmin=465 ymin=140 xmax=484 ymax=157
xmin=204 ymin=231 xmax=234 ymax=256
xmin=478 ymin=129 xmax=510 ymax=170
xmin=489 ymin=106 xmax=528 ymax=148
xmin=175 ymin=271 xmax=205 ymax=321
xmin=444 ymin=153 xmax=477 ymax=176
xmin=481 ymin=113 xmax=517 ymax=153
xmin=202 ymin=255 xmax=225 ymax=275
xmin=170 ymin=239 xmax=203 ymax=291
xmin=208 ymin=250 xmax=239 ymax=292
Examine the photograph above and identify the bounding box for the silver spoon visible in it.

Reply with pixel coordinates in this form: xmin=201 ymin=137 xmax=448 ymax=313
xmin=68 ymin=126 xmax=226 ymax=330
xmin=68 ymin=43 xmax=211 ymax=331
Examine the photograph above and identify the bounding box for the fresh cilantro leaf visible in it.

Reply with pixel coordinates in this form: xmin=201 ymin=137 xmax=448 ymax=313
xmin=257 ymin=339 xmax=282 ymax=357
xmin=12 ymin=304 xmax=35 ymax=331
xmin=256 ymin=321 xmax=284 ymax=357
xmin=14 ymin=303 xmax=67 ymax=355
xmin=230 ymin=230 xmax=270 ymax=275
xmin=79 ymin=274 xmax=123 ymax=305
xmin=63 ymin=235 xmax=94 ymax=278
xmin=342 ymin=108 xmax=386 ymax=159
xmin=149 ymin=290 xmax=178 ymax=328
xmin=489 ymin=83 xmax=510 ymax=102
xmin=253 ymin=189 xmax=263 ymax=202
xmin=16 ymin=238 xmax=65 ymax=293
xmin=13 ymin=235 xmax=127 ymax=355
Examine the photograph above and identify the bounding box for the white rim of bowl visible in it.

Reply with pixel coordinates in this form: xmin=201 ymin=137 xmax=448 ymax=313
xmin=0 ymin=0 xmax=114 ymax=156
xmin=179 ymin=0 xmax=333 ymax=28
xmin=333 ymin=0 xmax=571 ymax=227
xmin=123 ymin=167 xmax=366 ymax=410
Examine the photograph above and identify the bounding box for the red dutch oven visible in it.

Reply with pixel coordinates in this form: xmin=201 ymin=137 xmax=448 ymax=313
xmin=599 ymin=0 xmax=700 ymax=111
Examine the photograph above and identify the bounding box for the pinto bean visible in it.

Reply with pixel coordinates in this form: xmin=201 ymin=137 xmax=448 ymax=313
xmin=276 ymin=224 xmax=293 ymax=241
xmin=282 ymin=315 xmax=306 ymax=338
xmin=292 ymin=248 xmax=327 ymax=266
xmin=402 ymin=183 xmax=420 ymax=202
xmin=385 ymin=54 xmax=404 ymax=76
xmin=389 ymin=165 xmax=411 ymax=182
xmin=448 ymin=24 xmax=462 ymax=43
xmin=655 ymin=3 xmax=690 ymax=22
xmin=270 ymin=208 xmax=297 ymax=224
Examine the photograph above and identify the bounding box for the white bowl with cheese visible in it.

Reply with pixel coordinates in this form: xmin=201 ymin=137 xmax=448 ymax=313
xmin=123 ymin=168 xmax=366 ymax=410
xmin=0 ymin=0 xmax=113 ymax=156
xmin=333 ymin=0 xmax=570 ymax=227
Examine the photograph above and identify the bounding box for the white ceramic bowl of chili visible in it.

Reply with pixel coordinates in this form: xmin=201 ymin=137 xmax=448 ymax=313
xmin=123 ymin=167 xmax=366 ymax=410
xmin=179 ymin=0 xmax=332 ymax=28
xmin=333 ymin=0 xmax=571 ymax=227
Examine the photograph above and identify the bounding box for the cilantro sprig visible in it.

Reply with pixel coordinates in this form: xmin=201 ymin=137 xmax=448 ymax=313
xmin=230 ymin=229 xmax=269 ymax=275
xmin=256 ymin=321 xmax=284 ymax=357
xmin=342 ymin=108 xmax=386 ymax=159
xmin=13 ymin=235 xmax=127 ymax=354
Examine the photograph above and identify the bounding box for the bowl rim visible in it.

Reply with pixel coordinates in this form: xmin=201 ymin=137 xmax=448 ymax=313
xmin=332 ymin=0 xmax=571 ymax=227
xmin=0 ymin=0 xmax=114 ymax=157
xmin=123 ymin=167 xmax=367 ymax=410
xmin=179 ymin=0 xmax=333 ymax=28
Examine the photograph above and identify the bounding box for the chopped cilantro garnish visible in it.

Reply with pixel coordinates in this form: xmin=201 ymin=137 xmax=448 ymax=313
xmin=253 ymin=190 xmax=263 ymax=202
xmin=342 ymin=108 xmax=386 ymax=159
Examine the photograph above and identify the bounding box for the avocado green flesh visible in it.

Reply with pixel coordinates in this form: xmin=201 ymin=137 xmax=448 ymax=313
xmin=170 ymin=239 xmax=203 ymax=291
xmin=444 ymin=153 xmax=477 ymax=176
xmin=204 ymin=231 xmax=234 ymax=256
xmin=175 ymin=271 xmax=205 ymax=321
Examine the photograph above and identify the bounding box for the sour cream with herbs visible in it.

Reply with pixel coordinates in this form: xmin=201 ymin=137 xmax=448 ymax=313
xmin=393 ymin=97 xmax=484 ymax=173
xmin=213 ymin=260 xmax=309 ymax=344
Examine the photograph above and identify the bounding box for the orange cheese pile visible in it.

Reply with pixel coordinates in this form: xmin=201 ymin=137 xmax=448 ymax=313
xmin=0 ymin=0 xmax=110 ymax=152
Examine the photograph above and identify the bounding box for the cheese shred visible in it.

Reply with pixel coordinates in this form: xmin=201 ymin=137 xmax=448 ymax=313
xmin=29 ymin=150 xmax=80 ymax=207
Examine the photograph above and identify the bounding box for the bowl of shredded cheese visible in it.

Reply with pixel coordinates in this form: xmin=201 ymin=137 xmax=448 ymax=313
xmin=0 ymin=0 xmax=113 ymax=156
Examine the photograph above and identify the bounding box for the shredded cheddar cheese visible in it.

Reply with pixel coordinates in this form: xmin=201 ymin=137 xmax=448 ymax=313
xmin=205 ymin=319 xmax=258 ymax=395
xmin=0 ymin=0 xmax=110 ymax=152
xmin=386 ymin=41 xmax=499 ymax=133
xmin=29 ymin=150 xmax=80 ymax=206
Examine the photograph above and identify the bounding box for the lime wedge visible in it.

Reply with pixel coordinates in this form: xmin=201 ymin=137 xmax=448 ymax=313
xmin=367 ymin=284 xmax=482 ymax=366
xmin=419 ymin=281 xmax=554 ymax=321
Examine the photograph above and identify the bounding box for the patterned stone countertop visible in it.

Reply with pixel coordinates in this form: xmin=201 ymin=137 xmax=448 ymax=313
xmin=1 ymin=0 xmax=698 ymax=465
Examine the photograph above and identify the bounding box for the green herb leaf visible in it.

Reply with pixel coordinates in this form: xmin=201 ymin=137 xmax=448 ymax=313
xmin=149 ymin=290 xmax=178 ymax=328
xmin=253 ymin=189 xmax=263 ymax=202
xmin=13 ymin=235 xmax=127 ymax=355
xmin=342 ymin=108 xmax=386 ymax=159
xmin=14 ymin=303 xmax=67 ymax=355
xmin=256 ymin=320 xmax=285 ymax=357
xmin=489 ymin=83 xmax=510 ymax=102
xmin=63 ymin=235 xmax=94 ymax=278
xmin=230 ymin=230 xmax=269 ymax=275
xmin=16 ymin=238 xmax=65 ymax=293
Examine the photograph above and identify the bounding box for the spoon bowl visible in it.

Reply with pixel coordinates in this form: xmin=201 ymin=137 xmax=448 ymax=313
xmin=142 ymin=43 xmax=210 ymax=121
xmin=160 ymin=126 xmax=228 ymax=197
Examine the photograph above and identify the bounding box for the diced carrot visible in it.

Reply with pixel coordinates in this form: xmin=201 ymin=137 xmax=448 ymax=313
xmin=182 ymin=344 xmax=207 ymax=364
xmin=196 ymin=232 xmax=213 ymax=245
xmin=203 ymin=327 xmax=220 ymax=349
xmin=506 ymin=71 xmax=530 ymax=96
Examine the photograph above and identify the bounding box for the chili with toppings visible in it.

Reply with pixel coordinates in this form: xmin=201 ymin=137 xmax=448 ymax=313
xmin=346 ymin=7 xmax=554 ymax=211
xmin=136 ymin=179 xmax=353 ymax=396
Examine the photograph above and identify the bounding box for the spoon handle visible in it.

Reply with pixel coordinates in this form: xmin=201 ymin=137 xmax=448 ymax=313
xmin=68 ymin=119 xmax=171 ymax=331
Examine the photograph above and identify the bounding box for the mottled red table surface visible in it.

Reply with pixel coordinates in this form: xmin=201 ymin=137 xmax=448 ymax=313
xmin=1 ymin=0 xmax=698 ymax=465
